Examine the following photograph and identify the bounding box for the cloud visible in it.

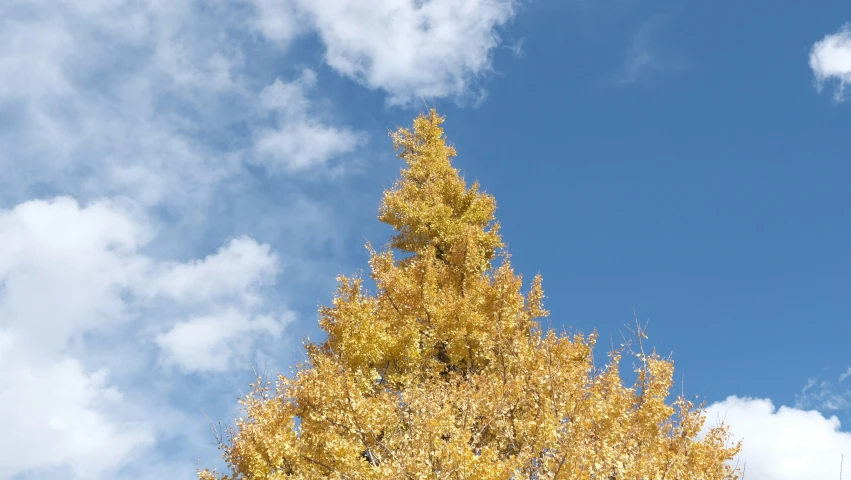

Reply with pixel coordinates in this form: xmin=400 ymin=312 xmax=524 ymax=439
xmin=249 ymin=0 xmax=518 ymax=105
xmin=0 ymin=0 xmax=234 ymax=206
xmin=0 ymin=197 xmax=292 ymax=477
xmin=0 ymin=197 xmax=152 ymax=353
xmin=149 ymin=237 xmax=294 ymax=373
xmin=795 ymin=376 xmax=851 ymax=412
xmin=156 ymin=309 xmax=291 ymax=373
xmin=249 ymin=0 xmax=306 ymax=45
xmin=253 ymin=70 xmax=367 ymax=172
xmin=0 ymin=332 xmax=155 ymax=479
xmin=810 ymin=23 xmax=851 ymax=101
xmin=148 ymin=237 xmax=280 ymax=306
xmin=705 ymin=396 xmax=851 ymax=480
xmin=619 ymin=21 xmax=657 ymax=84
xmin=507 ymin=38 xmax=526 ymax=59
xmin=0 ymin=0 xmax=365 ymax=208
xmin=0 ymin=199 xmax=152 ymax=478
xmin=616 ymin=15 xmax=686 ymax=85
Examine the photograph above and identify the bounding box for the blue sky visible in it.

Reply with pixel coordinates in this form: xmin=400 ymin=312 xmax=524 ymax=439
xmin=0 ymin=0 xmax=850 ymax=479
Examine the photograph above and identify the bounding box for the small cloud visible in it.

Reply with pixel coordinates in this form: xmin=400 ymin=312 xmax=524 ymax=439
xmin=704 ymin=396 xmax=851 ymax=480
xmin=155 ymin=310 xmax=293 ymax=373
xmin=840 ymin=367 xmax=851 ymax=383
xmin=254 ymin=122 xmax=367 ymax=172
xmin=810 ymin=23 xmax=851 ymax=101
xmin=618 ymin=19 xmax=660 ymax=84
xmin=507 ymin=38 xmax=526 ymax=59
xmin=252 ymin=71 xmax=367 ymax=173
xmin=616 ymin=14 xmax=685 ymax=85
xmin=621 ymin=49 xmax=655 ymax=84
xmin=258 ymin=69 xmax=318 ymax=113
xmin=148 ymin=236 xmax=280 ymax=306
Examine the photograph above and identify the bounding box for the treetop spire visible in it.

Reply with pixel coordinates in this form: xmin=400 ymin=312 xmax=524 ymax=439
xmin=379 ymin=109 xmax=502 ymax=274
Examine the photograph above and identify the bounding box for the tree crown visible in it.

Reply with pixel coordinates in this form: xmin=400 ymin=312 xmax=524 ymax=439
xmin=200 ymin=110 xmax=741 ymax=480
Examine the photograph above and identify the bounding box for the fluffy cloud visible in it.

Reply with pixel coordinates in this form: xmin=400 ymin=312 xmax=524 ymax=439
xmin=156 ymin=309 xmax=290 ymax=373
xmin=810 ymin=23 xmax=851 ymax=102
xmin=148 ymin=237 xmax=280 ymax=306
xmin=705 ymin=396 xmax=851 ymax=480
xmin=0 ymin=197 xmax=151 ymax=352
xmin=249 ymin=0 xmax=518 ymax=105
xmin=150 ymin=237 xmax=294 ymax=373
xmin=0 ymin=332 xmax=155 ymax=479
xmin=253 ymin=70 xmax=367 ymax=172
xmin=0 ymin=197 xmax=291 ymax=477
xmin=0 ymin=198 xmax=153 ymax=478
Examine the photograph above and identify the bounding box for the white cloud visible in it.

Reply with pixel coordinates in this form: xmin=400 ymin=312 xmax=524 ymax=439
xmin=250 ymin=0 xmax=306 ymax=45
xmin=0 ymin=0 xmax=364 ymax=208
xmin=0 ymin=197 xmax=291 ymax=477
xmin=0 ymin=333 xmax=155 ymax=479
xmin=253 ymin=70 xmax=367 ymax=172
xmin=148 ymin=237 xmax=280 ymax=306
xmin=0 ymin=197 xmax=151 ymax=353
xmin=705 ymin=396 xmax=851 ymax=480
xmin=0 ymin=197 xmax=289 ymax=365
xmin=810 ymin=23 xmax=851 ymax=102
xmin=0 ymin=0 xmax=236 ymax=206
xmin=156 ymin=309 xmax=291 ymax=373
xmin=149 ymin=237 xmax=295 ymax=373
xmin=249 ymin=0 xmax=517 ymax=105
xmin=254 ymin=121 xmax=366 ymax=172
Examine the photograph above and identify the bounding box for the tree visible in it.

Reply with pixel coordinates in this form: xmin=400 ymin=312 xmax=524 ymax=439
xmin=199 ymin=110 xmax=741 ymax=480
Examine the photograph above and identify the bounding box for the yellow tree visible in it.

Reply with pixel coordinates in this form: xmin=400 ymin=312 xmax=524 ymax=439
xmin=199 ymin=110 xmax=741 ymax=480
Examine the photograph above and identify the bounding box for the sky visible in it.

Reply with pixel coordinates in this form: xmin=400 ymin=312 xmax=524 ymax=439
xmin=0 ymin=0 xmax=849 ymax=479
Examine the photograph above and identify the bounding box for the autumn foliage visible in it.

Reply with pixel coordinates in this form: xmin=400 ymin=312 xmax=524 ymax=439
xmin=200 ymin=110 xmax=741 ymax=479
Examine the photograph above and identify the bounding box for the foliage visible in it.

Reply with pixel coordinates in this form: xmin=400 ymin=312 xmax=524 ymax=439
xmin=199 ymin=110 xmax=741 ymax=479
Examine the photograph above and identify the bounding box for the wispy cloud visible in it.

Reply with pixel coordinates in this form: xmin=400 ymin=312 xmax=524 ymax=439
xmin=620 ymin=24 xmax=657 ymax=84
xmin=795 ymin=374 xmax=851 ymax=412
xmin=507 ymin=38 xmax=527 ymax=59
xmin=0 ymin=0 xmax=370 ymax=210
xmin=810 ymin=23 xmax=851 ymax=102
xmin=0 ymin=0 xmax=240 ymax=207
xmin=616 ymin=14 xmax=686 ymax=85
